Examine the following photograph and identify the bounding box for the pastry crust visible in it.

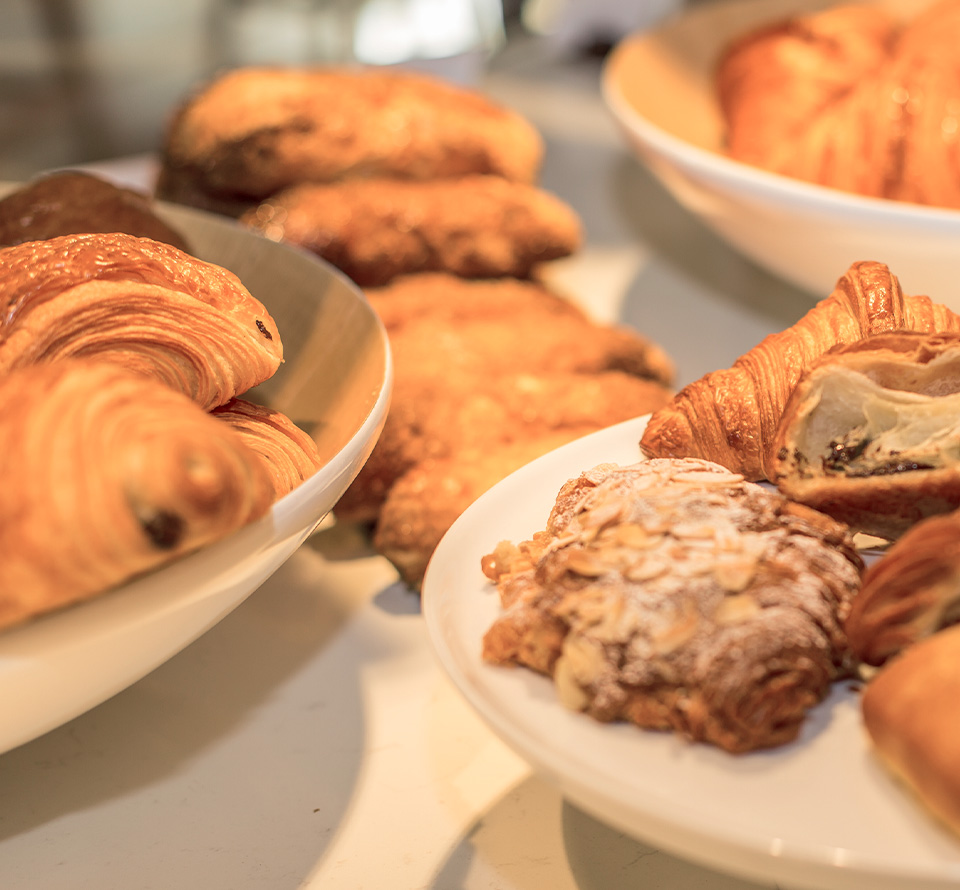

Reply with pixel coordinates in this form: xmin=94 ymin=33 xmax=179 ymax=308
xmin=773 ymin=331 xmax=960 ymax=539
xmin=640 ymin=261 xmax=960 ymax=481
xmin=157 ymin=66 xmax=544 ymax=211
xmin=718 ymin=0 xmax=960 ymax=208
xmin=212 ymin=398 xmax=325 ymax=499
xmin=0 ymin=232 xmax=283 ymax=409
xmin=0 ymin=171 xmax=190 ymax=250
xmin=0 ymin=360 xmax=274 ymax=630
xmin=241 ymin=175 xmax=582 ymax=286
xmin=481 ymin=458 xmax=863 ymax=753
xmin=845 ymin=509 xmax=960 ymax=665
xmin=861 ymin=623 xmax=960 ymax=838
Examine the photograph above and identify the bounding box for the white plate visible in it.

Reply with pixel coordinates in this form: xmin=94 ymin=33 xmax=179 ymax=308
xmin=423 ymin=416 xmax=960 ymax=890
xmin=601 ymin=0 xmax=960 ymax=309
xmin=0 ymin=197 xmax=392 ymax=754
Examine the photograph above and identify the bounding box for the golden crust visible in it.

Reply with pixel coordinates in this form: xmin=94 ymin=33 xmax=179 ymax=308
xmin=157 ymin=66 xmax=544 ymax=208
xmin=0 ymin=360 xmax=274 ymax=631
xmin=640 ymin=262 xmax=960 ymax=481
xmin=0 ymin=171 xmax=191 ymax=251
xmin=862 ymin=623 xmax=960 ymax=838
xmin=212 ymin=398 xmax=325 ymax=499
xmin=241 ymin=175 xmax=582 ymax=286
xmin=0 ymin=232 xmax=283 ymax=409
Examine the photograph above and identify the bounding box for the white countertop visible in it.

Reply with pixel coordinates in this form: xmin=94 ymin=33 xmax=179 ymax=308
xmin=0 ymin=38 xmax=816 ymax=890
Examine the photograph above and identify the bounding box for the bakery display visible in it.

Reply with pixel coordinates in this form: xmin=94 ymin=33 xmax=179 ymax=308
xmin=773 ymin=331 xmax=960 ymax=539
xmin=640 ymin=261 xmax=960 ymax=481
xmin=861 ymin=623 xmax=960 ymax=839
xmin=156 ymin=66 xmax=544 ymax=216
xmin=239 ymin=175 xmax=582 ymax=286
xmin=717 ymin=0 xmax=960 ymax=209
xmin=481 ymin=458 xmax=863 ymax=753
xmin=0 ymin=171 xmax=191 ymax=250
xmin=0 ymin=231 xmax=283 ymax=410
xmin=0 ymin=359 xmax=274 ymax=632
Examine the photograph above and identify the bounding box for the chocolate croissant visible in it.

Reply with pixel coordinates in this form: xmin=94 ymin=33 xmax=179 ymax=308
xmin=0 ymin=232 xmax=283 ymax=410
xmin=640 ymin=262 xmax=960 ymax=481
xmin=157 ymin=66 xmax=544 ymax=216
xmin=845 ymin=509 xmax=960 ymax=666
xmin=0 ymin=170 xmax=191 ymax=250
xmin=212 ymin=398 xmax=325 ymax=499
xmin=241 ymin=175 xmax=582 ymax=287
xmin=481 ymin=458 xmax=863 ymax=753
xmin=861 ymin=624 xmax=960 ymax=838
xmin=0 ymin=360 xmax=275 ymax=631
xmin=773 ymin=331 xmax=960 ymax=539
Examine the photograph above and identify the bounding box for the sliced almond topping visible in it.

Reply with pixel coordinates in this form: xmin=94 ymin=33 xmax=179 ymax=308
xmin=564 ymin=549 xmax=609 ymax=578
xmin=713 ymin=555 xmax=758 ymax=592
xmin=714 ymin=593 xmax=762 ymax=624
xmin=624 ymin=557 xmax=669 ymax=583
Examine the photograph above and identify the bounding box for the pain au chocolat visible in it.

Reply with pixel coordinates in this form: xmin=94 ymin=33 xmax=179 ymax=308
xmin=482 ymin=458 xmax=863 ymax=753
xmin=0 ymin=360 xmax=274 ymax=631
xmin=773 ymin=330 xmax=960 ymax=540
xmin=639 ymin=262 xmax=960 ymax=481
xmin=0 ymin=232 xmax=283 ymax=410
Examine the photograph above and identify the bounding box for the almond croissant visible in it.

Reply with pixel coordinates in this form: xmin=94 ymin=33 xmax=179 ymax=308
xmin=0 ymin=232 xmax=283 ymax=410
xmin=0 ymin=360 xmax=275 ymax=631
xmin=639 ymin=261 xmax=960 ymax=481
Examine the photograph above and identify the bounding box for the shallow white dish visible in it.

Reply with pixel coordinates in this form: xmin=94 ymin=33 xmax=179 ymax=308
xmin=0 ymin=198 xmax=392 ymax=754
xmin=423 ymin=416 xmax=960 ymax=890
xmin=601 ymin=0 xmax=960 ymax=308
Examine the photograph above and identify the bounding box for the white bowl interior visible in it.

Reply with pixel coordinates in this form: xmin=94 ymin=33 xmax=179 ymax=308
xmin=601 ymin=0 xmax=960 ymax=307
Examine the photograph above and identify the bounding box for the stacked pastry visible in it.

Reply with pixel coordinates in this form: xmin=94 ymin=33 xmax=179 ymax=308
xmin=716 ymin=0 xmax=960 ymax=208
xmin=156 ymin=65 xmax=677 ymax=589
xmin=0 ymin=178 xmax=327 ymax=630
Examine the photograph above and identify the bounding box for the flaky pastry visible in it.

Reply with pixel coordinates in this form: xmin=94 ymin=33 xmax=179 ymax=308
xmin=640 ymin=262 xmax=960 ymax=481
xmin=0 ymin=360 xmax=274 ymax=630
xmin=0 ymin=232 xmax=283 ymax=409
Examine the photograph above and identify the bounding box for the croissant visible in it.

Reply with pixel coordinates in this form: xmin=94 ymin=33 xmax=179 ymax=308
xmin=718 ymin=0 xmax=960 ymax=208
xmin=639 ymin=261 xmax=960 ymax=481
xmin=157 ymin=66 xmax=544 ymax=215
xmin=861 ymin=624 xmax=960 ymax=838
xmin=212 ymin=398 xmax=325 ymax=499
xmin=773 ymin=331 xmax=960 ymax=538
xmin=0 ymin=360 xmax=275 ymax=631
xmin=481 ymin=458 xmax=863 ymax=753
xmin=0 ymin=232 xmax=283 ymax=410
xmin=845 ymin=509 xmax=960 ymax=666
xmin=240 ymin=175 xmax=582 ymax=286
xmin=0 ymin=171 xmax=191 ymax=250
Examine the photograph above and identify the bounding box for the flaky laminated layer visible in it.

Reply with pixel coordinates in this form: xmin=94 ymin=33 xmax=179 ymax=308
xmin=0 ymin=232 xmax=283 ymax=409
xmin=482 ymin=458 xmax=863 ymax=753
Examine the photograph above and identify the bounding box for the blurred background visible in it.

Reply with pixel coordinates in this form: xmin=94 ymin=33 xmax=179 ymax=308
xmin=0 ymin=0 xmax=683 ymax=180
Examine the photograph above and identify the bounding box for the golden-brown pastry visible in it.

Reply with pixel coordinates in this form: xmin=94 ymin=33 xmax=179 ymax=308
xmin=241 ymin=175 xmax=582 ymax=286
xmin=212 ymin=397 xmax=325 ymax=499
xmin=481 ymin=458 xmax=863 ymax=753
xmin=373 ymin=432 xmax=583 ymax=589
xmin=0 ymin=171 xmax=191 ymax=250
xmin=640 ymin=262 xmax=960 ymax=481
xmin=861 ymin=623 xmax=960 ymax=838
xmin=718 ymin=0 xmax=960 ymax=208
xmin=157 ymin=66 xmax=544 ymax=215
xmin=0 ymin=360 xmax=274 ymax=631
xmin=0 ymin=232 xmax=283 ymax=409
xmin=374 ymin=273 xmax=675 ymax=387
xmin=773 ymin=331 xmax=960 ymax=539
xmin=845 ymin=509 xmax=960 ymax=666
xmin=336 ymin=369 xmax=673 ymax=525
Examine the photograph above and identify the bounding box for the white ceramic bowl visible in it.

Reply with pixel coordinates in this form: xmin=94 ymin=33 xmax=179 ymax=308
xmin=0 ymin=197 xmax=392 ymax=754
xmin=601 ymin=0 xmax=960 ymax=308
